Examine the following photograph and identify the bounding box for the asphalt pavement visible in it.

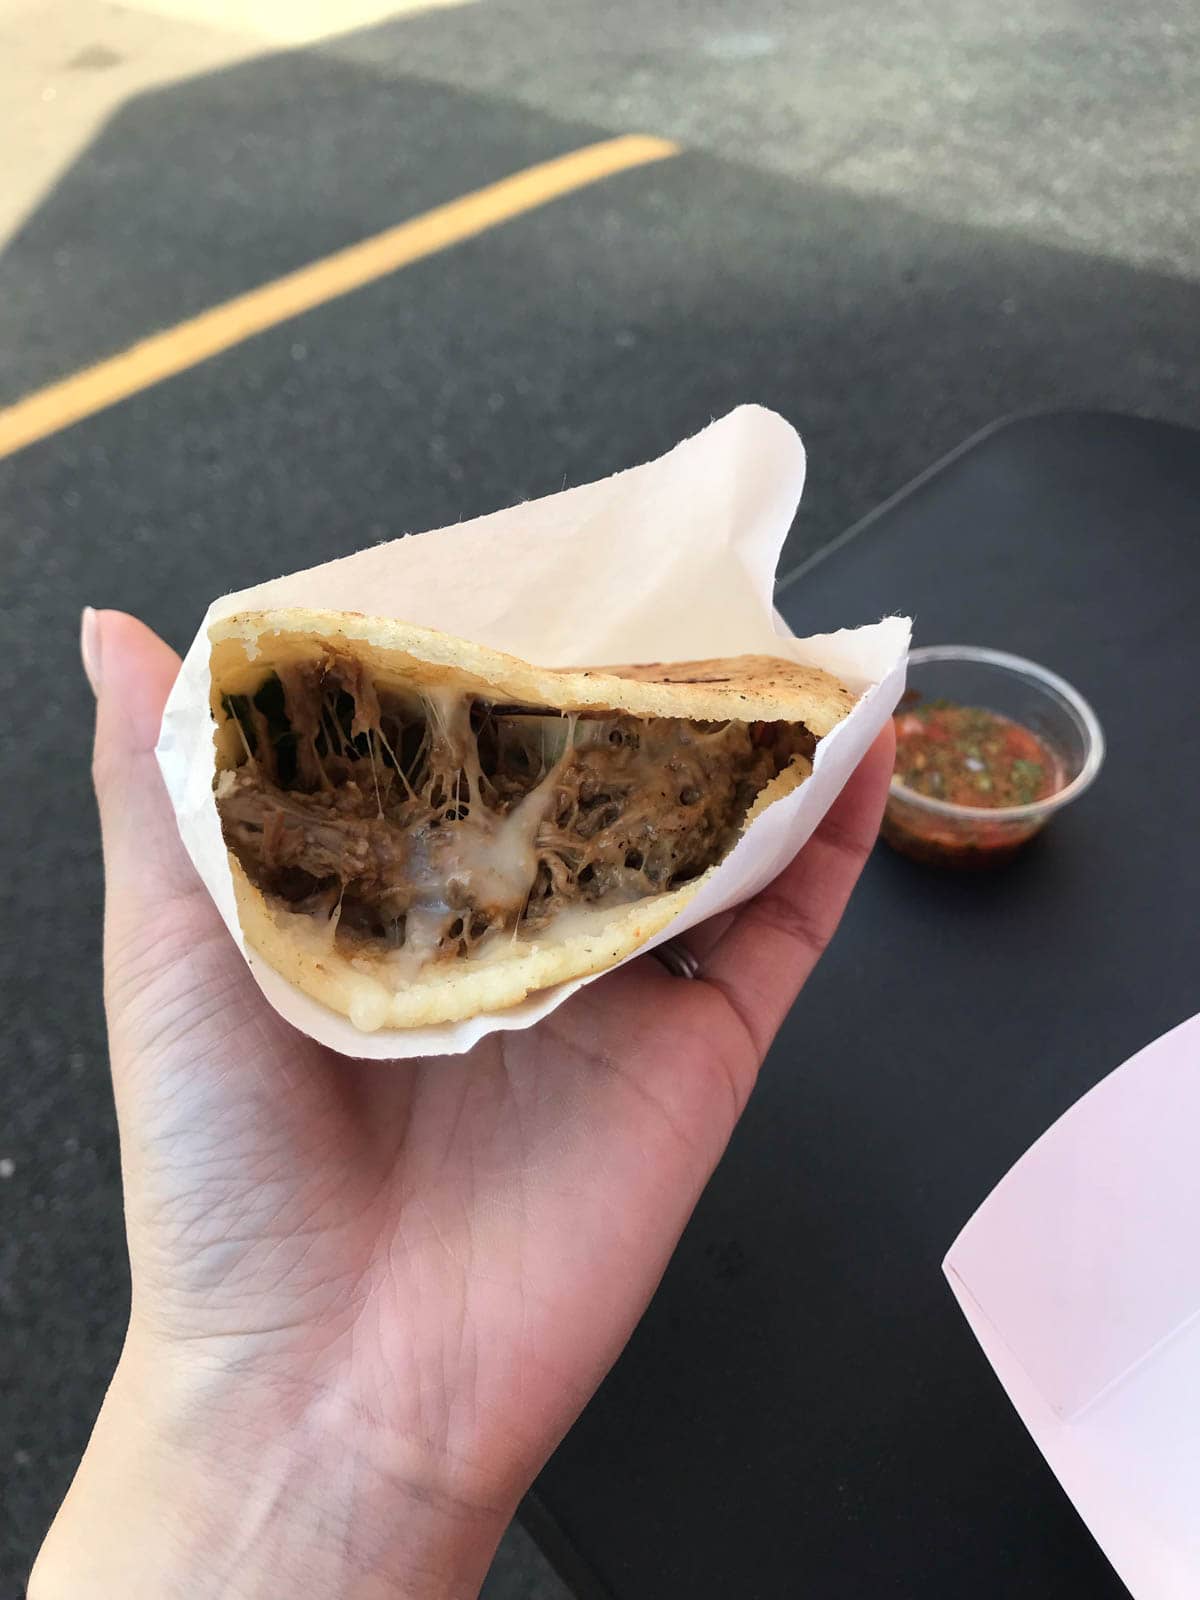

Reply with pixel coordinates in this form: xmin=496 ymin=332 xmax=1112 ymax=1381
xmin=2 ymin=2 xmax=1198 ymax=1594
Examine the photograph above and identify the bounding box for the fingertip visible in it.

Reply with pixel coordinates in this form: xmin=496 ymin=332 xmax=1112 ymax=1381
xmin=89 ymin=612 xmax=201 ymax=919
xmin=813 ymin=720 xmax=896 ymax=853
xmin=855 ymin=720 xmax=897 ymax=814
xmin=93 ymin=609 xmax=181 ymax=683
xmin=870 ymin=718 xmax=897 ymax=776
xmin=81 ymin=606 xmax=101 ymax=695
xmin=91 ymin=611 xmax=182 ymax=755
xmin=851 ymin=722 xmax=896 ymax=794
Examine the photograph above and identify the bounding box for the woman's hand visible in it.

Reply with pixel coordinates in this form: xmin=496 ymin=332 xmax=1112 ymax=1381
xmin=32 ymin=609 xmax=893 ymax=1599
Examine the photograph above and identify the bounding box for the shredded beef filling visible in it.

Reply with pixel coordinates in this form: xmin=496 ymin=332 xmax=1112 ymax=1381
xmin=215 ymin=657 xmax=814 ymax=961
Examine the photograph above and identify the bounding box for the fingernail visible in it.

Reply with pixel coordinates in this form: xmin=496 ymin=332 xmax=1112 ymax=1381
xmin=81 ymin=606 xmax=102 ymax=695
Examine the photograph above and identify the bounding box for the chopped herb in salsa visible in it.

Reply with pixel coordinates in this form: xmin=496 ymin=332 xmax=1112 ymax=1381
xmin=893 ymin=701 xmax=1061 ymax=808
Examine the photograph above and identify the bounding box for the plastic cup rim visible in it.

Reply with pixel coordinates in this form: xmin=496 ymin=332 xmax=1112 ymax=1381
xmin=888 ymin=644 xmax=1106 ymax=824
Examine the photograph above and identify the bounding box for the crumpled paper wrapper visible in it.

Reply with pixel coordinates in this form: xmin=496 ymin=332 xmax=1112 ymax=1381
xmin=156 ymin=405 xmax=910 ymax=1059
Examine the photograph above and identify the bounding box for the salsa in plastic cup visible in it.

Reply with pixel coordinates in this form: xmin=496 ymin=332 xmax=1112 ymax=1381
xmin=883 ymin=646 xmax=1105 ymax=868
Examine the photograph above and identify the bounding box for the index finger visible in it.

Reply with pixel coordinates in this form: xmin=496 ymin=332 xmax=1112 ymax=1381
xmin=697 ymin=724 xmax=895 ymax=1058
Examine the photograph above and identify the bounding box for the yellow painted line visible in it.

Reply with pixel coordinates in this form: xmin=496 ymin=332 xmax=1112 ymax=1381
xmin=0 ymin=134 xmax=678 ymax=461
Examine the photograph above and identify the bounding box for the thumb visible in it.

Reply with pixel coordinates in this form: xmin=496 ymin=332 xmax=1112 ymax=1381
xmin=85 ymin=606 xmax=192 ymax=900
xmin=85 ymin=603 xmax=270 ymax=1106
xmin=84 ymin=608 xmax=215 ymax=978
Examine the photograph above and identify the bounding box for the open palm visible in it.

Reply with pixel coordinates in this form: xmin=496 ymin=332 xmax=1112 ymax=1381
xmin=54 ymin=609 xmax=892 ymax=1598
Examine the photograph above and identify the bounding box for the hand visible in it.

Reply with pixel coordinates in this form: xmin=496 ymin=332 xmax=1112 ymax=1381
xmin=32 ymin=610 xmax=894 ymax=1599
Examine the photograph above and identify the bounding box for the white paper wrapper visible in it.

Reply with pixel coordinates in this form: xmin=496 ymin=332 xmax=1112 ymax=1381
xmin=945 ymin=1012 xmax=1200 ymax=1597
xmin=156 ymin=405 xmax=910 ymax=1058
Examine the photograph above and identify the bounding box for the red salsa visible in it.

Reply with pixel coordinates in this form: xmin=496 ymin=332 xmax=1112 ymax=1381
xmin=884 ymin=699 xmax=1065 ymax=867
xmin=893 ymin=701 xmax=1059 ymax=807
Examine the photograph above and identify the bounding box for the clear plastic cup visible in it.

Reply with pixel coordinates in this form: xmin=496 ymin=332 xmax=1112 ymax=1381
xmin=882 ymin=645 xmax=1105 ymax=868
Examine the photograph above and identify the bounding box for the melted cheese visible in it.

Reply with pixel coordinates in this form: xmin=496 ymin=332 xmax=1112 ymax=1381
xmin=220 ymin=665 xmax=802 ymax=984
xmin=391 ymin=697 xmax=580 ymax=932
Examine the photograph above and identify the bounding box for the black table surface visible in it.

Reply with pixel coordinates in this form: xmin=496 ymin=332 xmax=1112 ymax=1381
xmin=525 ymin=411 xmax=1200 ymax=1599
